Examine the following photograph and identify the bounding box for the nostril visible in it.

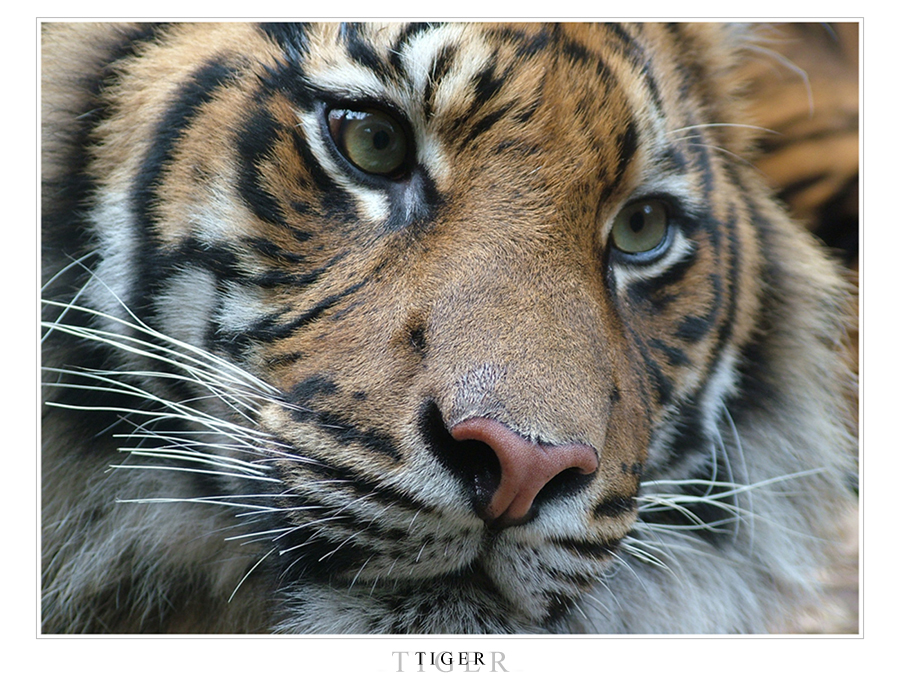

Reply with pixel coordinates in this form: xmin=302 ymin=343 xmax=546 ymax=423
xmin=534 ymin=465 xmax=596 ymax=506
xmin=454 ymin=439 xmax=502 ymax=516
xmin=450 ymin=418 xmax=598 ymax=523
xmin=418 ymin=401 xmax=502 ymax=517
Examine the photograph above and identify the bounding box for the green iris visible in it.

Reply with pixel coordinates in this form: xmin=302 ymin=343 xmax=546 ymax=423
xmin=328 ymin=107 xmax=408 ymax=176
xmin=611 ymin=200 xmax=669 ymax=255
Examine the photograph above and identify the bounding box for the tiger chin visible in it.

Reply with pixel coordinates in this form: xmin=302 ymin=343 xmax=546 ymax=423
xmin=41 ymin=22 xmax=856 ymax=634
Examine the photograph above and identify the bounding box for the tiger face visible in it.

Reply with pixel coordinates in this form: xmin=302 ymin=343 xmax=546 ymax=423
xmin=41 ymin=22 xmax=856 ymax=633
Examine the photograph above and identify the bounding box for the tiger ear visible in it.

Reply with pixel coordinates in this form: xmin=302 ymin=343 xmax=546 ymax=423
xmin=661 ymin=23 xmax=764 ymax=156
xmin=729 ymin=23 xmax=859 ymax=259
xmin=679 ymin=22 xmax=859 ymax=177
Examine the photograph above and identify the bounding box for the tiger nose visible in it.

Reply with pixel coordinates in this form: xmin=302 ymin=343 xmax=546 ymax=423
xmin=450 ymin=418 xmax=599 ymax=526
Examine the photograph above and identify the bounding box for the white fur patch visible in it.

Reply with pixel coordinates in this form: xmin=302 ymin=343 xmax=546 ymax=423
xmin=154 ymin=267 xmax=218 ymax=349
xmin=214 ymin=281 xmax=269 ymax=335
xmin=84 ymin=187 xmax=139 ymax=331
xmin=612 ymin=231 xmax=695 ymax=291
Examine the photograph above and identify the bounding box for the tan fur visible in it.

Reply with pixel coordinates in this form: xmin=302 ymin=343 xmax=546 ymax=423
xmin=42 ymin=22 xmax=856 ymax=634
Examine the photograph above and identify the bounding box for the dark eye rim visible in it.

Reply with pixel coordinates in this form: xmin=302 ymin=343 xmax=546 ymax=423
xmin=320 ymin=100 xmax=417 ymax=183
xmin=608 ymin=196 xmax=678 ymax=266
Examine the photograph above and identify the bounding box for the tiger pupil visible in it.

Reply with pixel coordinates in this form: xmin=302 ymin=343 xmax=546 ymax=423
xmin=629 ymin=211 xmax=646 ymax=233
xmin=372 ymin=130 xmax=390 ymax=150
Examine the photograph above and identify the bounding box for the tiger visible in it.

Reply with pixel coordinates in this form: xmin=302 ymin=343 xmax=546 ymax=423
xmin=41 ymin=22 xmax=858 ymax=634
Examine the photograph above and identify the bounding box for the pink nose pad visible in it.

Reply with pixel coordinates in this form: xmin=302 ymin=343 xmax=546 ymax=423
xmin=450 ymin=418 xmax=599 ymax=524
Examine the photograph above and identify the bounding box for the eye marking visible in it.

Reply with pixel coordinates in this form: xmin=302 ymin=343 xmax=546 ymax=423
xmin=610 ymin=199 xmax=671 ymax=261
xmin=327 ymin=106 xmax=411 ymax=177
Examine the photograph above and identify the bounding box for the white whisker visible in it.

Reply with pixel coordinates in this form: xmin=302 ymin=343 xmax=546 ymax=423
xmin=667 ymin=122 xmax=780 ymax=137
xmin=229 ymin=548 xmax=278 ymax=603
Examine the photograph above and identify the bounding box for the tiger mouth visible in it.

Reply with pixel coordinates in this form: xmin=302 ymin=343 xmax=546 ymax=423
xmin=313 ymin=513 xmax=627 ymax=595
xmin=319 ymin=527 xmax=624 ymax=628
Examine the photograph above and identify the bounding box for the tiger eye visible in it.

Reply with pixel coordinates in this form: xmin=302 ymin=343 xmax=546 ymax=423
xmin=328 ymin=107 xmax=408 ymax=176
xmin=610 ymin=199 xmax=670 ymax=255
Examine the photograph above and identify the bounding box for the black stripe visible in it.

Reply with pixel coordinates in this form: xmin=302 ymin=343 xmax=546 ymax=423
xmin=809 ymin=176 xmax=858 ymax=259
xmin=291 ymin=404 xmax=404 ymax=462
xmin=254 ymin=249 xmax=348 ymax=289
xmin=245 ymin=279 xmax=369 ymax=346
xmin=649 ymin=337 xmax=691 ymax=367
xmin=660 ymin=144 xmax=690 ymax=175
xmin=695 ymin=138 xmax=718 ymax=206
xmin=464 ymin=25 xmax=633 ymax=146
xmin=284 ymin=279 xmax=368 ymax=331
xmin=468 ymin=57 xmax=506 ymax=114
xmin=274 ymin=525 xmax=371 ymax=582
xmin=258 ymin=22 xmax=309 ymax=56
xmin=235 ymin=104 xmax=290 ymax=228
xmin=174 ymin=237 xmax=342 ymax=291
xmin=592 ymin=495 xmax=637 ymax=519
xmin=462 ymin=103 xmax=515 ymax=148
xmin=246 ymin=237 xmax=307 ymax=264
xmin=513 ymin=90 xmax=543 ymax=124
xmin=777 ymin=173 xmax=830 ymax=202
xmin=658 ymin=210 xmax=740 ymax=471
xmin=644 ymin=351 xmax=673 ymax=404
xmin=756 ymin=120 xmax=857 ymax=156
xmin=212 ymin=270 xmax=368 ymax=361
xmin=675 ymin=273 xmax=723 ymax=343
xmin=665 ymin=395 xmax=709 ymax=457
xmin=131 ymin=58 xmax=239 ymax=317
xmin=551 ymin=537 xmax=620 ymax=560
xmin=636 ymin=459 xmax=740 ymax=545
xmin=659 ymin=215 xmax=741 ymax=464
xmin=676 ymin=315 xmax=714 ymax=343
xmin=671 ymin=131 xmax=718 ymax=216
xmin=339 ymin=22 xmax=390 ymax=74
xmin=542 ymin=593 xmax=580 ymax=628
xmin=423 ymin=43 xmax=458 ymax=119
xmin=173 ymin=237 xmax=240 ymax=278
xmin=512 ymin=26 xmax=552 ymax=58
xmin=259 ymin=51 xmax=317 ymax=112
xmin=689 ymin=203 xmax=723 ymax=252
xmin=290 ymin=373 xmax=339 ymax=400
xmin=661 ymin=23 xmax=715 ymax=107
xmin=318 ymin=459 xmax=429 ymax=513
xmin=626 ymin=250 xmax=699 ymax=305
xmin=711 ymin=209 xmax=742 ymax=352
xmin=247 ymin=263 xmax=327 ymax=290
xmin=279 ymin=441 xmax=433 ymax=515
xmin=550 ymin=24 xmax=592 ymax=65
xmin=626 ymin=330 xmax=673 ymax=404
xmin=731 ymin=198 xmax=785 ymax=412
xmin=648 ymin=249 xmax=698 ymax=288
xmin=233 ymin=97 xmax=334 ymax=241
xmin=604 ymin=23 xmax=666 ymax=116
xmin=615 ymin=119 xmax=639 ymax=181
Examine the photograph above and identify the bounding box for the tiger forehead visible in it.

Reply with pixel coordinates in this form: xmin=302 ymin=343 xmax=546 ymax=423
xmin=296 ymin=23 xmax=534 ymax=130
xmin=290 ymin=23 xmax=641 ymax=127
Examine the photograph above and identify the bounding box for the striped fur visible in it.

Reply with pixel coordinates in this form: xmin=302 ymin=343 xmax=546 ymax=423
xmin=41 ymin=22 xmax=856 ymax=634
